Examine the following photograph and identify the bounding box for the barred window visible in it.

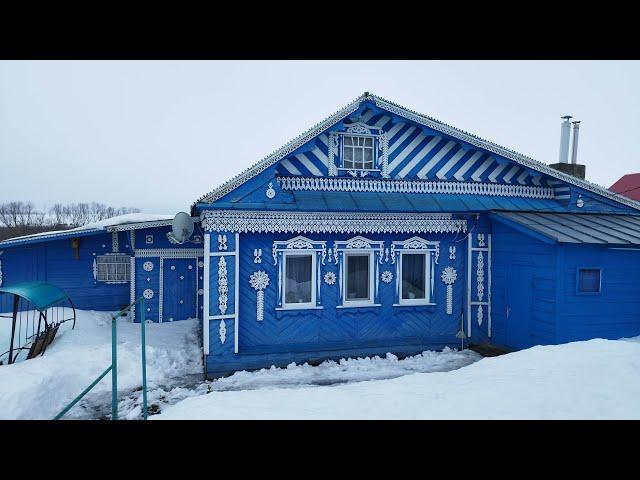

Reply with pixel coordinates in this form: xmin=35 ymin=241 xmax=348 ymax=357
xmin=96 ymin=255 xmax=131 ymax=282
xmin=343 ymin=135 xmax=375 ymax=170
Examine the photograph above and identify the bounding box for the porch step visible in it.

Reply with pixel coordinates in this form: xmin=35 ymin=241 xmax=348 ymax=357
xmin=469 ymin=343 xmax=511 ymax=357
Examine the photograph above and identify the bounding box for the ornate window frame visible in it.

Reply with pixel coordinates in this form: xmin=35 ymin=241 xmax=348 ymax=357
xmin=272 ymin=236 xmax=326 ymax=310
xmin=391 ymin=237 xmax=439 ymax=306
xmin=334 ymin=236 xmax=385 ymax=308
xmin=328 ymin=122 xmax=389 ymax=178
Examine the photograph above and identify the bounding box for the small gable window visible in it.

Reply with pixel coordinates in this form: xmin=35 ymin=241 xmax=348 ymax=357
xmin=343 ymin=135 xmax=375 ymax=170
xmin=577 ymin=268 xmax=601 ymax=294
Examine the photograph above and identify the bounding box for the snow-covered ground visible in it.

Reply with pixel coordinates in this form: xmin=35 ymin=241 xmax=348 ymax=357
xmin=0 ymin=310 xmax=202 ymax=419
xmin=2 ymin=307 xmax=639 ymax=420
xmin=155 ymin=337 xmax=640 ymax=420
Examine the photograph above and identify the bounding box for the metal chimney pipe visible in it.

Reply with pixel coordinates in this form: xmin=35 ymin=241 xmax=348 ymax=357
xmin=558 ymin=115 xmax=572 ymax=164
xmin=570 ymin=120 xmax=581 ymax=164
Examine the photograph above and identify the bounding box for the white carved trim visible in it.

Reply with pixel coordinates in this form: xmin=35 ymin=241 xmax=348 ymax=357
xmin=219 ymin=319 xmax=226 ymax=344
xmin=143 ymin=261 xmax=154 ymax=272
xmin=266 ymin=182 xmax=276 ymax=199
xmin=203 ymin=234 xmax=210 ymax=354
xmin=254 ymin=248 xmax=262 ymax=263
xmin=272 ymin=236 xmax=327 ymax=266
xmin=467 ymin=232 xmax=492 ymax=338
xmin=250 ymin=270 xmax=269 ymax=321
xmin=130 ymin=256 xmax=135 ymax=321
xmin=218 ymin=256 xmax=228 ymax=315
xmin=159 ymin=258 xmax=164 ymax=322
xmin=391 ymin=236 xmax=440 ymax=265
xmin=218 ymin=234 xmax=228 ymax=251
xmin=380 ymin=270 xmax=393 ymax=283
xmin=203 ymin=210 xmax=467 ymax=235
xmin=235 ymin=233 xmax=240 ymax=354
xmin=449 ymin=245 xmax=456 ymax=260
xmin=112 ymin=231 xmax=119 ymax=253
xmin=477 ymin=251 xmax=485 ymax=302
xmin=134 ymin=248 xmax=203 ymax=258
xmin=324 ymin=271 xmax=336 ymax=285
xmin=441 ymin=266 xmax=458 ymax=315
xmin=276 ymin=176 xmax=555 ymax=199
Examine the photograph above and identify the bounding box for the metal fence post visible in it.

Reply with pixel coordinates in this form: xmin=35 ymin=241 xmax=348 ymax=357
xmin=140 ymin=297 xmax=148 ymax=420
xmin=111 ymin=315 xmax=118 ymax=420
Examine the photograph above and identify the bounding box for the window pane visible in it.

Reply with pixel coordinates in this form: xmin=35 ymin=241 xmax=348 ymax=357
xmin=364 ymin=137 xmax=373 ymax=146
xmin=364 ymin=148 xmax=373 ymax=163
xmin=346 ymin=255 xmax=370 ymax=300
xmin=344 ymin=147 xmax=353 ymax=169
xmin=354 ymin=148 xmax=363 ymax=167
xmin=344 ymin=136 xmax=353 ymax=146
xmin=402 ymin=254 xmax=426 ymax=300
xmin=285 ymin=255 xmax=312 ymax=304
xmin=578 ymin=269 xmax=600 ymax=293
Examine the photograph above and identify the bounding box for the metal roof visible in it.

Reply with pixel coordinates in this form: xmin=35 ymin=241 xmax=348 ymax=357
xmin=0 ymin=228 xmax=104 ymax=248
xmin=491 ymin=212 xmax=640 ymax=245
xmin=0 ymin=281 xmax=71 ymax=311
xmin=194 ymin=92 xmax=640 ymax=212
xmin=210 ymin=190 xmax=567 ymax=213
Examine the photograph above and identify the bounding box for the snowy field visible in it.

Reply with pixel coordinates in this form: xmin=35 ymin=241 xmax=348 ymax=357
xmin=1 ymin=308 xmax=639 ymax=420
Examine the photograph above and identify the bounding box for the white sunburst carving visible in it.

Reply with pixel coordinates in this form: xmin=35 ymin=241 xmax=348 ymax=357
xmin=441 ymin=266 xmax=458 ymax=315
xmin=381 ymin=270 xmax=393 ymax=283
xmin=324 ymin=271 xmax=336 ymax=285
xmin=250 ymin=270 xmax=270 ymax=321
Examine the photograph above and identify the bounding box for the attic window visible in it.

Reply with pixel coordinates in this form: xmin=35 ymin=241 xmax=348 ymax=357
xmin=342 ymin=135 xmax=375 ymax=170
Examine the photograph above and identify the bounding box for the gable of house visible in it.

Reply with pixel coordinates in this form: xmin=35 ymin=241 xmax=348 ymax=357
xmin=194 ymin=93 xmax=640 ymax=216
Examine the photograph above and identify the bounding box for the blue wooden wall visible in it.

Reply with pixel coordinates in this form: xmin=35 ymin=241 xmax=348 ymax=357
xmin=0 ymin=232 xmax=130 ymax=313
xmin=205 ymin=230 xmax=468 ymax=377
xmin=557 ymin=244 xmax=640 ymax=342
xmin=490 ymin=221 xmax=558 ymax=349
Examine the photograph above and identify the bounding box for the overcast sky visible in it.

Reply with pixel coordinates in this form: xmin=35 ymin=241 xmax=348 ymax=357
xmin=1 ymin=61 xmax=638 ymax=213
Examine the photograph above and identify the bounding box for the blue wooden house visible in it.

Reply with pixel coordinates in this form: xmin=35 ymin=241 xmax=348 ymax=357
xmin=2 ymin=93 xmax=640 ymax=378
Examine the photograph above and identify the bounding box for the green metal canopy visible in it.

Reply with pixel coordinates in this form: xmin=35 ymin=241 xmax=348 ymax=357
xmin=0 ymin=281 xmax=70 ymax=311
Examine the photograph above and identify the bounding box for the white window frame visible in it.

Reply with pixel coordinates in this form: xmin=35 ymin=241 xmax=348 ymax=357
xmin=391 ymin=236 xmax=439 ymax=307
xmin=272 ymin=236 xmax=326 ymax=310
xmin=94 ymin=253 xmax=131 ymax=284
xmin=398 ymin=251 xmax=431 ymax=306
xmin=281 ymin=250 xmax=317 ymax=310
xmin=343 ymin=251 xmax=375 ymax=307
xmin=341 ymin=134 xmax=377 ymax=171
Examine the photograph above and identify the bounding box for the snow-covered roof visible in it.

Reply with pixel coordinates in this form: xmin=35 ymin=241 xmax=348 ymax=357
xmin=0 ymin=213 xmax=174 ymax=248
xmin=194 ymin=92 xmax=640 ymax=212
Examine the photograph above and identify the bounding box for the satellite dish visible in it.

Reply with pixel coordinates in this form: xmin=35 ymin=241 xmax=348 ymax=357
xmin=167 ymin=212 xmax=194 ymax=244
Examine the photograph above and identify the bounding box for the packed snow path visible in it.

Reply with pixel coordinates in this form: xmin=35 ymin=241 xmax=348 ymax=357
xmin=156 ymin=338 xmax=640 ymax=420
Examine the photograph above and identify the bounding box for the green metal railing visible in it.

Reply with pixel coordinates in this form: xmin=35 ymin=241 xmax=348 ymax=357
xmin=53 ymin=297 xmax=149 ymax=420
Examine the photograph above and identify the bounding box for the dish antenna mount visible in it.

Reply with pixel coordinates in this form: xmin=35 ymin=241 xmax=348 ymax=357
xmin=167 ymin=212 xmax=194 ymax=245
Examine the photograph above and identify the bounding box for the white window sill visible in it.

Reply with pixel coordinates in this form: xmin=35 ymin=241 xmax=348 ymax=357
xmin=393 ymin=302 xmax=437 ymax=307
xmin=337 ymin=303 xmax=381 ymax=309
xmin=276 ymin=305 xmax=324 ymax=311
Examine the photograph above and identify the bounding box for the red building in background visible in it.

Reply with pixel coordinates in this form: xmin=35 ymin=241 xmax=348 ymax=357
xmin=610 ymin=173 xmax=640 ymax=201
